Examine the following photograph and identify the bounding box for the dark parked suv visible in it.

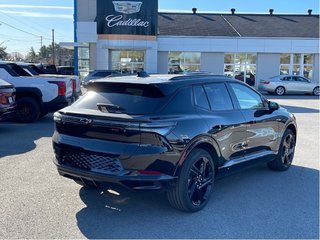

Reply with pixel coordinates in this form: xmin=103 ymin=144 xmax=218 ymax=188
xmin=0 ymin=78 xmax=16 ymax=121
xmin=53 ymin=74 xmax=297 ymax=212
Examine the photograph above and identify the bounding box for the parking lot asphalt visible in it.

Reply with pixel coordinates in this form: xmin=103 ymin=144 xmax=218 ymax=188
xmin=0 ymin=95 xmax=319 ymax=239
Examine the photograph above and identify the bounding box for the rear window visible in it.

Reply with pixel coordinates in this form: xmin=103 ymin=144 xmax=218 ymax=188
xmin=22 ymin=66 xmax=38 ymax=75
xmin=8 ymin=64 xmax=31 ymax=77
xmin=30 ymin=65 xmax=43 ymax=74
xmin=73 ymin=83 xmax=166 ymax=115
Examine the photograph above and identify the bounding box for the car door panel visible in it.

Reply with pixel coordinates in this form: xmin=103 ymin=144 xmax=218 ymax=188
xmin=193 ymin=83 xmax=247 ymax=166
xmin=228 ymin=82 xmax=280 ymax=161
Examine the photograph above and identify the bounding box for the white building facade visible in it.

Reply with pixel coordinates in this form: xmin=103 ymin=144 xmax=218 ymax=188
xmin=74 ymin=0 xmax=320 ymax=86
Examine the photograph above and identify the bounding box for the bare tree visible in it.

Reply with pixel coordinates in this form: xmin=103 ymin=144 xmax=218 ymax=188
xmin=0 ymin=46 xmax=8 ymax=60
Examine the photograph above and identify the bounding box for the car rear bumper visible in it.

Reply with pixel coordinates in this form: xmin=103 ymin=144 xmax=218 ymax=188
xmin=54 ymin=160 xmax=177 ymax=191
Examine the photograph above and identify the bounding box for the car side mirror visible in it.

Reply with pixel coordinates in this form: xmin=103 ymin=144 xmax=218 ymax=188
xmin=269 ymin=101 xmax=279 ymax=110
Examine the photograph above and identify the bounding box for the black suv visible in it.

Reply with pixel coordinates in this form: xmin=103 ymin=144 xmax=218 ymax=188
xmin=0 ymin=78 xmax=16 ymax=121
xmin=53 ymin=74 xmax=297 ymax=212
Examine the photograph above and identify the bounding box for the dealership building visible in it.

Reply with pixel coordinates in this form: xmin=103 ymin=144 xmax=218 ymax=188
xmin=71 ymin=0 xmax=320 ymax=86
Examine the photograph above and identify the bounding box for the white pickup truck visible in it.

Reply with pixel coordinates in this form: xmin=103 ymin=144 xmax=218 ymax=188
xmin=0 ymin=62 xmax=78 ymax=122
xmin=17 ymin=63 xmax=81 ymax=99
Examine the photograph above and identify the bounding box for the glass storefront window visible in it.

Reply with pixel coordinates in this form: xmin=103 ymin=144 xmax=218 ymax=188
xmin=246 ymin=54 xmax=257 ymax=64
xmin=224 ymin=65 xmax=234 ymax=77
xmin=280 ymin=65 xmax=290 ymax=75
xmin=293 ymin=54 xmax=300 ymax=64
xmin=168 ymin=52 xmax=201 ymax=74
xmin=304 ymin=66 xmax=313 ymax=78
xmin=292 ymin=65 xmax=300 ymax=75
xmin=224 ymin=53 xmax=233 ymax=64
xmin=110 ymin=50 xmax=145 ymax=74
xmin=224 ymin=53 xmax=257 ymax=87
xmin=78 ymin=47 xmax=90 ymax=79
xmin=279 ymin=53 xmax=313 ymax=78
xmin=280 ymin=54 xmax=290 ymax=64
xmin=304 ymin=54 xmax=313 ymax=64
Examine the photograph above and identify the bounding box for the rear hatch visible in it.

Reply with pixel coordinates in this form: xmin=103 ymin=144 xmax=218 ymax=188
xmin=54 ymin=82 xmax=169 ymax=158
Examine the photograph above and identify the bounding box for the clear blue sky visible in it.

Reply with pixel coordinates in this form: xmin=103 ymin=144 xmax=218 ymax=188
xmin=0 ymin=0 xmax=319 ymax=55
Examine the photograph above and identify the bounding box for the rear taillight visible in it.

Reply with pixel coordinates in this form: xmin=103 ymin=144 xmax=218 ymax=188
xmin=261 ymin=81 xmax=270 ymax=85
xmin=49 ymin=81 xmax=66 ymax=96
xmin=0 ymin=91 xmax=15 ymax=104
xmin=0 ymin=92 xmax=5 ymax=104
xmin=71 ymin=79 xmax=77 ymax=92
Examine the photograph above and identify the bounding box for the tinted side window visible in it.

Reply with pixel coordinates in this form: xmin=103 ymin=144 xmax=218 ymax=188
xmin=293 ymin=76 xmax=308 ymax=82
xmin=230 ymin=83 xmax=265 ymax=110
xmin=204 ymin=83 xmax=233 ymax=111
xmin=193 ymin=85 xmax=210 ymax=110
xmin=163 ymin=87 xmax=194 ymax=114
xmin=281 ymin=76 xmax=291 ymax=81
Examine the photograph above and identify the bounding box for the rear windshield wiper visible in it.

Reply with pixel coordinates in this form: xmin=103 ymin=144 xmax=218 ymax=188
xmin=97 ymin=103 xmax=126 ymax=114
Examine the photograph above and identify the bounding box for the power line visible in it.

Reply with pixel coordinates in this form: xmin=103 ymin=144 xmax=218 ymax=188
xmin=0 ymin=33 xmax=39 ymax=41
xmin=0 ymin=20 xmax=41 ymax=37
xmin=0 ymin=11 xmax=51 ymax=39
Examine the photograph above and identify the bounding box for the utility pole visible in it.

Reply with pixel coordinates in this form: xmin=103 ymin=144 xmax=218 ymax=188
xmin=52 ymin=29 xmax=55 ymax=65
xmin=40 ymin=36 xmax=43 ymax=64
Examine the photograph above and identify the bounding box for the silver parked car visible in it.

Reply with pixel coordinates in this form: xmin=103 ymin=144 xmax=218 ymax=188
xmin=259 ymin=75 xmax=319 ymax=96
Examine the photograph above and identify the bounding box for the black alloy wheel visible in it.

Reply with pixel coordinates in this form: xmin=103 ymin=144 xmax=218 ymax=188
xmin=268 ymin=129 xmax=295 ymax=171
xmin=167 ymin=149 xmax=215 ymax=212
xmin=15 ymin=97 xmax=40 ymax=123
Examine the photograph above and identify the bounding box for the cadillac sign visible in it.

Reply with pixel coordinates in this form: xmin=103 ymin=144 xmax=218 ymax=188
xmin=96 ymin=0 xmax=158 ymax=35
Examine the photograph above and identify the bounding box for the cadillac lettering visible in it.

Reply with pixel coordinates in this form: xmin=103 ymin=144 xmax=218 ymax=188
xmin=96 ymin=0 xmax=157 ymax=35
xmin=106 ymin=15 xmax=149 ymax=28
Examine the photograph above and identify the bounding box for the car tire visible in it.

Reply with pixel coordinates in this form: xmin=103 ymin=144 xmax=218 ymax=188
xmin=267 ymin=129 xmax=296 ymax=171
xmin=15 ymin=97 xmax=40 ymax=123
xmin=167 ymin=149 xmax=215 ymax=212
xmin=275 ymin=86 xmax=285 ymax=96
xmin=313 ymin=86 xmax=319 ymax=96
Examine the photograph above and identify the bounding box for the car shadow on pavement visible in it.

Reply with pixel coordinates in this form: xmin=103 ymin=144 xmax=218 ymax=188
xmin=279 ymin=105 xmax=320 ymax=113
xmin=76 ymin=164 xmax=319 ymax=239
xmin=0 ymin=114 xmax=54 ymax=158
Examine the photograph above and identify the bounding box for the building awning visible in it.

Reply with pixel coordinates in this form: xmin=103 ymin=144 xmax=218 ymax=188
xmin=59 ymin=42 xmax=89 ymax=50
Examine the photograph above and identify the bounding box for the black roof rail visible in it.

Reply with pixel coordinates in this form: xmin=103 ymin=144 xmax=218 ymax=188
xmin=137 ymin=71 xmax=150 ymax=78
xmin=169 ymin=73 xmax=229 ymax=81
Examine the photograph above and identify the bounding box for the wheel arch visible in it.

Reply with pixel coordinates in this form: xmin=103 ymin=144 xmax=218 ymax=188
xmin=15 ymin=87 xmax=44 ymax=111
xmin=174 ymin=137 xmax=221 ymax=177
xmin=286 ymin=123 xmax=297 ymax=141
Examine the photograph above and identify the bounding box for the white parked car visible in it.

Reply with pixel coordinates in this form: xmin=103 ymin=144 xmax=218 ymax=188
xmin=259 ymin=75 xmax=319 ymax=96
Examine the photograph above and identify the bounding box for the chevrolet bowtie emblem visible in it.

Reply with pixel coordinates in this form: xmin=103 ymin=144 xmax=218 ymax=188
xmin=79 ymin=118 xmax=93 ymax=124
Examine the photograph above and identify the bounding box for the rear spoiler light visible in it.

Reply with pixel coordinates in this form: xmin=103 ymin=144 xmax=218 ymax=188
xmin=49 ymin=81 xmax=66 ymax=96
